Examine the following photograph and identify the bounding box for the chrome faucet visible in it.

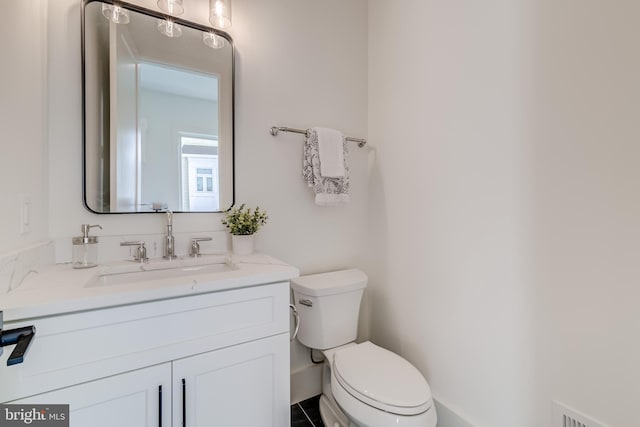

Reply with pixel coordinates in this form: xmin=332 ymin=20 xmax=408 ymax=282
xmin=163 ymin=210 xmax=177 ymax=260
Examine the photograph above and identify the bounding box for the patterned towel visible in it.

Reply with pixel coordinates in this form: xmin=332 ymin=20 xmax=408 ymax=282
xmin=303 ymin=128 xmax=349 ymax=206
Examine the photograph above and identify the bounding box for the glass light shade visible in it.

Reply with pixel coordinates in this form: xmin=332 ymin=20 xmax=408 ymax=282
xmin=101 ymin=4 xmax=130 ymax=24
xmin=157 ymin=19 xmax=182 ymax=38
xmin=209 ymin=0 xmax=231 ymax=29
xmin=157 ymin=0 xmax=184 ymax=16
xmin=203 ymin=32 xmax=225 ymax=49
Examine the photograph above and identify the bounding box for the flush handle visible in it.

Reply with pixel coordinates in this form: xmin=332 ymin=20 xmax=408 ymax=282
xmin=289 ymin=304 xmax=300 ymax=341
xmin=298 ymin=299 xmax=313 ymax=307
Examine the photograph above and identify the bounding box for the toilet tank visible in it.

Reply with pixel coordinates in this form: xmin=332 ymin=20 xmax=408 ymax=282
xmin=291 ymin=269 xmax=367 ymax=350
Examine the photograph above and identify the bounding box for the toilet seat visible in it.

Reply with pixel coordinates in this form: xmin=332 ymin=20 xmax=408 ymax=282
xmin=332 ymin=341 xmax=432 ymax=416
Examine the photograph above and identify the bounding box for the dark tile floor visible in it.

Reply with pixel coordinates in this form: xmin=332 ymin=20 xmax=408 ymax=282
xmin=291 ymin=395 xmax=325 ymax=427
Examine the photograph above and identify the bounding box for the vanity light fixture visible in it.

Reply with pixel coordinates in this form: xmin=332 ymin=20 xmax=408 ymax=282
xmin=157 ymin=19 xmax=182 ymax=38
xmin=203 ymin=32 xmax=225 ymax=49
xmin=101 ymin=3 xmax=130 ymax=24
xmin=209 ymin=0 xmax=231 ymax=29
xmin=157 ymin=0 xmax=184 ymax=16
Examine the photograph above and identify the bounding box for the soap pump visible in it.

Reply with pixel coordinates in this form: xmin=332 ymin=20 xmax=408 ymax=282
xmin=72 ymin=224 xmax=102 ymax=269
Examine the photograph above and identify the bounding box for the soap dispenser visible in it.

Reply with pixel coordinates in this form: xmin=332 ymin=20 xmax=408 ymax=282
xmin=72 ymin=224 xmax=102 ymax=269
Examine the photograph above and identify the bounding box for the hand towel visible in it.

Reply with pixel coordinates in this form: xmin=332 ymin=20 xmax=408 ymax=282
xmin=315 ymin=127 xmax=345 ymax=178
xmin=303 ymin=128 xmax=349 ymax=206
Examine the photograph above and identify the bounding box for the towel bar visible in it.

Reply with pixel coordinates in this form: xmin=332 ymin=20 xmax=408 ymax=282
xmin=270 ymin=126 xmax=367 ymax=148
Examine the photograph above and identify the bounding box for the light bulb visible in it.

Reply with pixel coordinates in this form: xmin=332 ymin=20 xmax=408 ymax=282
xmin=157 ymin=0 xmax=184 ymax=16
xmin=101 ymin=4 xmax=130 ymax=24
xmin=203 ymin=32 xmax=225 ymax=49
xmin=157 ymin=19 xmax=182 ymax=38
xmin=209 ymin=0 xmax=231 ymax=29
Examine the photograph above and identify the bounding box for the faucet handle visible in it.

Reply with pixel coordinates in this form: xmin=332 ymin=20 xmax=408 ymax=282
xmin=190 ymin=237 xmax=212 ymax=257
xmin=120 ymin=241 xmax=148 ymax=263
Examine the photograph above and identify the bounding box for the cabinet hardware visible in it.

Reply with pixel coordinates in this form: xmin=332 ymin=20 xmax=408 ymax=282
xmin=182 ymin=378 xmax=186 ymax=427
xmin=0 ymin=311 xmax=36 ymax=366
xmin=158 ymin=385 xmax=163 ymax=427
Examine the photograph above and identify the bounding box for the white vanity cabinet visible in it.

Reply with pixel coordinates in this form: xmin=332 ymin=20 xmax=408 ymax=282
xmin=14 ymin=364 xmax=172 ymax=427
xmin=1 ymin=280 xmax=292 ymax=427
xmin=174 ymin=334 xmax=289 ymax=427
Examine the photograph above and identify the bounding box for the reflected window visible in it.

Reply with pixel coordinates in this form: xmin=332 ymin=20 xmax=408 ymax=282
xmin=196 ymin=168 xmax=214 ymax=193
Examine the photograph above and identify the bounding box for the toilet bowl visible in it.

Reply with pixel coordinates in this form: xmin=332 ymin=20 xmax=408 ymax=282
xmin=291 ymin=269 xmax=437 ymax=427
xmin=329 ymin=341 xmax=436 ymax=427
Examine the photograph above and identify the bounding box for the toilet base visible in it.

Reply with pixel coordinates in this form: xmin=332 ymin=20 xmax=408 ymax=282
xmin=320 ymin=344 xmax=356 ymax=427
xmin=319 ymin=394 xmax=352 ymax=427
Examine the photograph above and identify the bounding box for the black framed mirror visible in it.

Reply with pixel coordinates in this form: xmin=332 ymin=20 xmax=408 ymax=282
xmin=82 ymin=0 xmax=234 ymax=213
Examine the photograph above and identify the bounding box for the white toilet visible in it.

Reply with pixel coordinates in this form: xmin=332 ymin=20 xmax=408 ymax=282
xmin=291 ymin=269 xmax=437 ymax=427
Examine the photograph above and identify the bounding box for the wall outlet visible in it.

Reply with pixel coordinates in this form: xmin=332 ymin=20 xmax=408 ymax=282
xmin=553 ymin=401 xmax=609 ymax=427
xmin=20 ymin=194 xmax=32 ymax=235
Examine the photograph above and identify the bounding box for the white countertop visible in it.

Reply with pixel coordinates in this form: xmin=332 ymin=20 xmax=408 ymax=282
xmin=0 ymin=253 xmax=299 ymax=322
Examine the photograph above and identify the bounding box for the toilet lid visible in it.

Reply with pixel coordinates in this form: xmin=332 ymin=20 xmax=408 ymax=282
xmin=333 ymin=341 xmax=432 ymax=416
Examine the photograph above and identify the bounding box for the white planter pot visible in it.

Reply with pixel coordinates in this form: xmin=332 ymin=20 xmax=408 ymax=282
xmin=232 ymin=234 xmax=255 ymax=255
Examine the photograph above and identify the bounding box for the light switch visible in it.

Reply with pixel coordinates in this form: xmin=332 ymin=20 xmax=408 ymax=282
xmin=20 ymin=194 xmax=32 ymax=235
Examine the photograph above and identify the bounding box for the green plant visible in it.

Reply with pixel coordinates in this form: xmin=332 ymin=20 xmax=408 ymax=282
xmin=221 ymin=204 xmax=268 ymax=235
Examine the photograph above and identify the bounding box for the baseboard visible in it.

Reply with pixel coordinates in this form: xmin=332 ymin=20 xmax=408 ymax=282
xmin=290 ymin=363 xmax=323 ymax=405
xmin=433 ymin=398 xmax=476 ymax=427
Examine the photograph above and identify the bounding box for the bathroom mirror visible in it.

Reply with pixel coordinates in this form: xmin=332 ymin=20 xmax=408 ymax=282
xmin=83 ymin=0 xmax=234 ymax=213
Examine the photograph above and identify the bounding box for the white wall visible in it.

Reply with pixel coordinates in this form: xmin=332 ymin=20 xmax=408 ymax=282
xmin=531 ymin=1 xmax=640 ymax=425
xmin=367 ymin=1 xmax=534 ymax=425
xmin=229 ymin=0 xmax=369 ymax=386
xmin=0 ymin=0 xmax=49 ymax=254
xmin=368 ymin=1 xmax=640 ymax=426
xmin=230 ymin=0 xmax=369 ymax=271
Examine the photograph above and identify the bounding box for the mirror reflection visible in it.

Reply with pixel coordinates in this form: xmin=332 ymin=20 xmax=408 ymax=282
xmin=83 ymin=0 xmax=234 ymax=213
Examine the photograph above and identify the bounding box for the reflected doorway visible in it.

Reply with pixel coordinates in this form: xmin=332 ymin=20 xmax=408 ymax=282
xmin=180 ymin=136 xmax=219 ymax=211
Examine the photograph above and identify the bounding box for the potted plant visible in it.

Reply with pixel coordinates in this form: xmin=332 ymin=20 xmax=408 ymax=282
xmin=221 ymin=204 xmax=268 ymax=255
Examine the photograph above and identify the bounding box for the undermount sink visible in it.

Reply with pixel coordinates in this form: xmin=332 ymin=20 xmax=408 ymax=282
xmin=87 ymin=262 xmax=237 ymax=288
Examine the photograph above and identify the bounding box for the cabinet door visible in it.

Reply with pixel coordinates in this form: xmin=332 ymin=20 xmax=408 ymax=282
xmin=13 ymin=363 xmax=171 ymax=427
xmin=173 ymin=333 xmax=290 ymax=427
